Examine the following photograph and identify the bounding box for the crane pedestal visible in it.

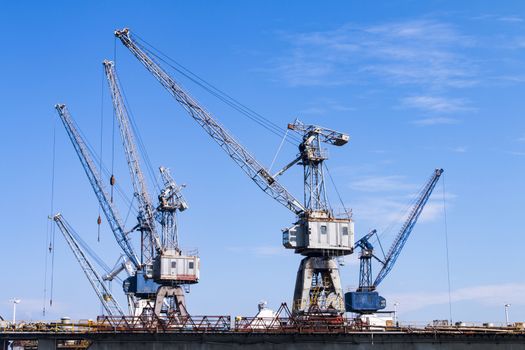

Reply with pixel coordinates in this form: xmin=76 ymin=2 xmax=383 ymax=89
xmin=292 ymin=256 xmax=344 ymax=315
xmin=154 ymin=286 xmax=188 ymax=317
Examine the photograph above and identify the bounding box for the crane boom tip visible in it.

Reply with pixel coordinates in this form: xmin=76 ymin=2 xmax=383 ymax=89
xmin=114 ymin=28 xmax=129 ymax=37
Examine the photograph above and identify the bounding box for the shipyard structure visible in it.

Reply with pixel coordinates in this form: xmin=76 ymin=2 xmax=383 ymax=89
xmin=1 ymin=312 xmax=525 ymax=350
xmin=2 ymin=28 xmax=523 ymax=349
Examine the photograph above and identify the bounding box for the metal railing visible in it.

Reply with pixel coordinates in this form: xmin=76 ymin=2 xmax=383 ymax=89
xmin=1 ymin=305 xmax=524 ymax=335
xmin=96 ymin=314 xmax=231 ymax=333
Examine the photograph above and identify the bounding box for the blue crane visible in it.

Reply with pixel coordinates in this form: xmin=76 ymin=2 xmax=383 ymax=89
xmin=345 ymin=168 xmax=443 ymax=314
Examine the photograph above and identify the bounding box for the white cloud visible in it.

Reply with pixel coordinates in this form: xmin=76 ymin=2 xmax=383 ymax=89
xmin=352 ymin=196 xmax=411 ymax=226
xmin=275 ymin=19 xmax=477 ymax=89
xmin=509 ymin=151 xmax=525 ymax=156
xmin=470 ymin=14 xmax=524 ymax=23
xmin=351 ymin=195 xmax=446 ymax=231
xmin=227 ymin=245 xmax=287 ymax=257
xmin=0 ymin=298 xmax=71 ymax=322
xmin=412 ymin=117 xmax=460 ymax=126
xmin=418 ymin=200 xmax=444 ymax=223
xmin=297 ymin=98 xmax=355 ymax=116
xmin=451 ymin=146 xmax=467 ymax=153
xmin=347 ymin=173 xmax=452 ymax=230
xmin=350 ymin=175 xmax=416 ymax=192
xmin=402 ymin=96 xmax=471 ymax=113
xmin=389 ymin=283 xmax=525 ymax=313
xmin=498 ymin=15 xmax=524 ymax=23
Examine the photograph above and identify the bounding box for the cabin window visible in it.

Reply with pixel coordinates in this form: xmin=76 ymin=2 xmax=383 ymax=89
xmin=189 ymin=262 xmax=194 ymax=269
xmin=171 ymin=261 xmax=176 ymax=269
xmin=321 ymin=225 xmax=327 ymax=234
xmin=342 ymin=226 xmax=349 ymax=236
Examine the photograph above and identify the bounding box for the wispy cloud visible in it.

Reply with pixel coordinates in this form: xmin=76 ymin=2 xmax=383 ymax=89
xmin=352 ymin=196 xmax=411 ymax=225
xmin=389 ymin=283 xmax=525 ymax=313
xmin=348 ymin=172 xmax=452 ymax=230
xmin=351 ymin=195 xmax=446 ymax=230
xmin=498 ymin=15 xmax=524 ymax=23
xmin=412 ymin=117 xmax=460 ymax=126
xmin=350 ymin=175 xmax=417 ymax=192
xmin=402 ymin=96 xmax=471 ymax=113
xmin=508 ymin=151 xmax=525 ymax=156
xmin=274 ymin=19 xmax=477 ymax=88
xmin=471 ymin=14 xmax=524 ymax=23
xmin=297 ymin=98 xmax=355 ymax=116
xmin=227 ymin=245 xmax=287 ymax=257
xmin=451 ymin=146 xmax=467 ymax=153
xmin=0 ymin=298 xmax=71 ymax=321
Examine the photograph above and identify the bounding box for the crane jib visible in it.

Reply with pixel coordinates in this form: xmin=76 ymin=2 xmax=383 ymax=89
xmin=53 ymin=214 xmax=125 ymax=317
xmin=114 ymin=29 xmax=306 ymax=216
xmin=373 ymin=168 xmax=443 ymax=288
xmin=103 ymin=61 xmax=162 ymax=261
xmin=55 ymin=104 xmax=141 ymax=269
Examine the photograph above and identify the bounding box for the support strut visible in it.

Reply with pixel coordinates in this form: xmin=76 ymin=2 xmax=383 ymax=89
xmin=293 ymin=256 xmax=344 ymax=315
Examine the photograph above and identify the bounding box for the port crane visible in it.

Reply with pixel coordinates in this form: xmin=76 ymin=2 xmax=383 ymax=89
xmin=52 ymin=213 xmax=125 ymax=317
xmin=345 ymin=168 xmax=443 ymax=314
xmin=104 ymin=60 xmax=198 ymax=317
xmin=55 ymin=103 xmax=145 ymax=315
xmin=115 ymin=28 xmax=354 ymax=315
xmin=55 ymin=99 xmax=198 ymax=317
xmin=103 ymin=60 xmax=160 ymax=266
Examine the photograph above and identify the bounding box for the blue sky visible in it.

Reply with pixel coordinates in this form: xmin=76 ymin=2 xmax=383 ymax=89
xmin=1 ymin=1 xmax=524 ymax=325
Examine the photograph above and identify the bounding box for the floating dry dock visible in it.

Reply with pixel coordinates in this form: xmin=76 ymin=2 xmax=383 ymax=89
xmin=2 ymin=313 xmax=525 ymax=350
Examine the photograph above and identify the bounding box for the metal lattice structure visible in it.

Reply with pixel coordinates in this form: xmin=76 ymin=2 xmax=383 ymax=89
xmin=287 ymin=120 xmax=349 ymax=215
xmin=55 ymin=104 xmax=140 ymax=268
xmin=373 ymin=168 xmax=443 ymax=286
xmin=115 ymin=29 xmax=305 ymax=216
xmin=354 ymin=230 xmax=377 ymax=292
xmin=52 ymin=213 xmax=125 ymax=317
xmin=103 ymin=60 xmax=161 ymax=265
xmin=114 ymin=28 xmax=354 ymax=316
xmin=346 ymin=169 xmax=443 ymax=314
xmin=157 ymin=166 xmax=188 ymax=250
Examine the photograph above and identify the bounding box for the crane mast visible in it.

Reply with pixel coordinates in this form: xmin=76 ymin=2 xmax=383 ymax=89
xmin=115 ymin=29 xmax=354 ymax=316
xmin=103 ymin=60 xmax=161 ymax=266
xmin=157 ymin=166 xmax=188 ymax=250
xmin=104 ymin=60 xmax=199 ymax=316
xmin=346 ymin=168 xmax=444 ymax=314
xmin=52 ymin=213 xmax=125 ymax=317
xmin=287 ymin=120 xmax=349 ymax=215
xmin=55 ymin=104 xmax=140 ymax=269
